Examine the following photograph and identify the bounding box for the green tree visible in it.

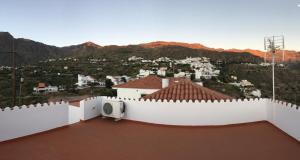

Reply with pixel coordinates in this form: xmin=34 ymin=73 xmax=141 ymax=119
xmin=105 ymin=79 xmax=114 ymax=89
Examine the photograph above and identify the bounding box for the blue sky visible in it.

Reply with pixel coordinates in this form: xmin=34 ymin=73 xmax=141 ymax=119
xmin=1 ymin=0 xmax=299 ymax=50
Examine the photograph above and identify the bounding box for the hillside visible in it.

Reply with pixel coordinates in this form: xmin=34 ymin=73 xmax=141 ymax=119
xmin=0 ymin=32 xmax=104 ymax=65
xmin=1 ymin=32 xmax=299 ymax=65
xmin=0 ymin=32 xmax=62 ymax=65
xmin=141 ymin=41 xmax=300 ymax=62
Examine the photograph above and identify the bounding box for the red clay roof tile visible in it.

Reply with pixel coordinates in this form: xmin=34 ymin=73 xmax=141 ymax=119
xmin=144 ymin=80 xmax=232 ymax=101
xmin=38 ymin=83 xmax=46 ymax=88
xmin=113 ymin=76 xmax=186 ymax=89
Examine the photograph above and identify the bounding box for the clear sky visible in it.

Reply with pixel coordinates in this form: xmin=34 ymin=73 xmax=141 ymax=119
xmin=1 ymin=0 xmax=299 ymax=50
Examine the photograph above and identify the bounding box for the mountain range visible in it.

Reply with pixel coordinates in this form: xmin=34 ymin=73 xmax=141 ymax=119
xmin=0 ymin=32 xmax=299 ymax=65
xmin=141 ymin=41 xmax=300 ymax=62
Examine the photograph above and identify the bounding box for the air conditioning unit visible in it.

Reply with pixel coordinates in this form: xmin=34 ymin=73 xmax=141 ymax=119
xmin=101 ymin=100 xmax=125 ymax=121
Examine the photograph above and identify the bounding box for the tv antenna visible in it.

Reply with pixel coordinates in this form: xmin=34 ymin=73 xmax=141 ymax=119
xmin=264 ymin=35 xmax=285 ymax=101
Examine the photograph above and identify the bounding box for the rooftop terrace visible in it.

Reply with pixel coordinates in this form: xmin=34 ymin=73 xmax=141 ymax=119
xmin=0 ymin=118 xmax=299 ymax=160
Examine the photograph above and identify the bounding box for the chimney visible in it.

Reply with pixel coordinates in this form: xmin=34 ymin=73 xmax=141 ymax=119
xmin=162 ymin=78 xmax=169 ymax=88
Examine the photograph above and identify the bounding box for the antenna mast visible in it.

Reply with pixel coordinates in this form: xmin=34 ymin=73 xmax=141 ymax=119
xmin=264 ymin=35 xmax=285 ymax=101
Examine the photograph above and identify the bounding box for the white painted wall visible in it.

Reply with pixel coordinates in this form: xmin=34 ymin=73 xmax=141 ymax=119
xmin=1 ymin=96 xmax=299 ymax=142
xmin=99 ymin=97 xmax=300 ymax=141
xmin=79 ymin=97 xmax=102 ymax=120
xmin=68 ymin=105 xmax=81 ymax=124
xmin=102 ymin=97 xmax=268 ymax=126
xmin=269 ymin=100 xmax=300 ymax=141
xmin=114 ymin=88 xmax=159 ymax=99
xmin=0 ymin=102 xmax=69 ymax=142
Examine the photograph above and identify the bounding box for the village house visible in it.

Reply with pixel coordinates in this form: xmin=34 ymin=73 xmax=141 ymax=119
xmin=33 ymin=83 xmax=58 ymax=94
xmin=112 ymin=76 xmax=164 ymax=98
xmin=157 ymin=67 xmax=167 ymax=77
xmin=112 ymin=75 xmax=230 ymax=100
xmin=194 ymin=67 xmax=220 ymax=80
xmin=112 ymin=76 xmax=187 ymax=99
xmin=155 ymin=57 xmax=171 ymax=62
xmin=106 ymin=75 xmax=131 ymax=85
xmin=174 ymin=57 xmax=220 ymax=80
xmin=174 ymin=71 xmax=192 ymax=79
xmin=76 ymin=74 xmax=95 ymax=87
xmin=230 ymin=79 xmax=262 ymax=98
xmin=128 ymin=56 xmax=143 ymax=61
xmin=144 ymin=79 xmax=231 ymax=101
xmin=141 ymin=59 xmax=152 ymax=63
xmin=137 ymin=69 xmax=155 ymax=78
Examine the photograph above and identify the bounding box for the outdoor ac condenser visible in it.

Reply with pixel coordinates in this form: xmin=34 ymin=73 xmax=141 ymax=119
xmin=101 ymin=100 xmax=125 ymax=121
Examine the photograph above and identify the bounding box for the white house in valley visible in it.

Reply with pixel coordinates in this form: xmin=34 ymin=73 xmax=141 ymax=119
xmin=33 ymin=83 xmax=58 ymax=94
xmin=106 ymin=75 xmax=131 ymax=85
xmin=137 ymin=69 xmax=155 ymax=78
xmin=157 ymin=67 xmax=167 ymax=77
xmin=76 ymin=74 xmax=95 ymax=87
xmin=195 ymin=67 xmax=220 ymax=80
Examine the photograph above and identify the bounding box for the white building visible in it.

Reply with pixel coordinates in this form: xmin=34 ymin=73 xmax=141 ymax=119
xmin=174 ymin=71 xmax=192 ymax=79
xmin=157 ymin=67 xmax=167 ymax=77
xmin=230 ymin=80 xmax=254 ymax=88
xmin=193 ymin=60 xmax=219 ymax=80
xmin=128 ymin=56 xmax=143 ymax=61
xmin=175 ymin=57 xmax=219 ymax=80
xmin=76 ymin=74 xmax=95 ymax=87
xmin=175 ymin=57 xmax=209 ymax=65
xmin=251 ymin=89 xmax=262 ymax=98
xmin=33 ymin=83 xmax=58 ymax=93
xmin=112 ymin=76 xmax=161 ymax=98
xmin=195 ymin=68 xmax=220 ymax=80
xmin=231 ymin=75 xmax=238 ymax=81
xmin=113 ymin=76 xmax=183 ymax=99
xmin=155 ymin=57 xmax=171 ymax=62
xmin=174 ymin=72 xmax=186 ymax=78
xmin=229 ymin=80 xmax=261 ymax=98
xmin=106 ymin=75 xmax=131 ymax=85
xmin=141 ymin=60 xmax=152 ymax=63
xmin=137 ymin=69 xmax=155 ymax=78
xmin=240 ymin=80 xmax=254 ymax=87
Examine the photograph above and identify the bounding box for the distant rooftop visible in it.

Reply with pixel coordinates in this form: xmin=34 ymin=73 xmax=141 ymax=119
xmin=113 ymin=75 xmax=185 ymax=89
xmin=38 ymin=83 xmax=46 ymax=88
xmin=144 ymin=80 xmax=232 ymax=101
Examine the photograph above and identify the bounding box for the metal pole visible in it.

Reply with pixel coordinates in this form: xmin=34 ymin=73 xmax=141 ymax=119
xmin=282 ymin=35 xmax=285 ymax=62
xmin=19 ymin=81 xmax=22 ymax=105
xmin=19 ymin=77 xmax=24 ymax=105
xmin=282 ymin=49 xmax=285 ymax=62
xmin=272 ymin=36 xmax=275 ymax=101
xmin=11 ymin=39 xmax=16 ymax=107
xmin=272 ymin=50 xmax=275 ymax=100
xmin=264 ymin=35 xmax=284 ymax=101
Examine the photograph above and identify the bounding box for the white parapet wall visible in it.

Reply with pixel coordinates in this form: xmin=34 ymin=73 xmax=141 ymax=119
xmin=0 ymin=102 xmax=69 ymax=142
xmin=268 ymin=100 xmax=300 ymax=141
xmin=79 ymin=96 xmax=102 ymax=120
xmin=1 ymin=97 xmax=299 ymax=142
xmin=100 ymin=96 xmax=300 ymax=141
xmin=68 ymin=105 xmax=81 ymax=124
xmin=101 ymin=97 xmax=269 ymax=126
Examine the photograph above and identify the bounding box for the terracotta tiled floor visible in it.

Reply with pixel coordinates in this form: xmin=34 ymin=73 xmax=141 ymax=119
xmin=0 ymin=118 xmax=299 ymax=160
